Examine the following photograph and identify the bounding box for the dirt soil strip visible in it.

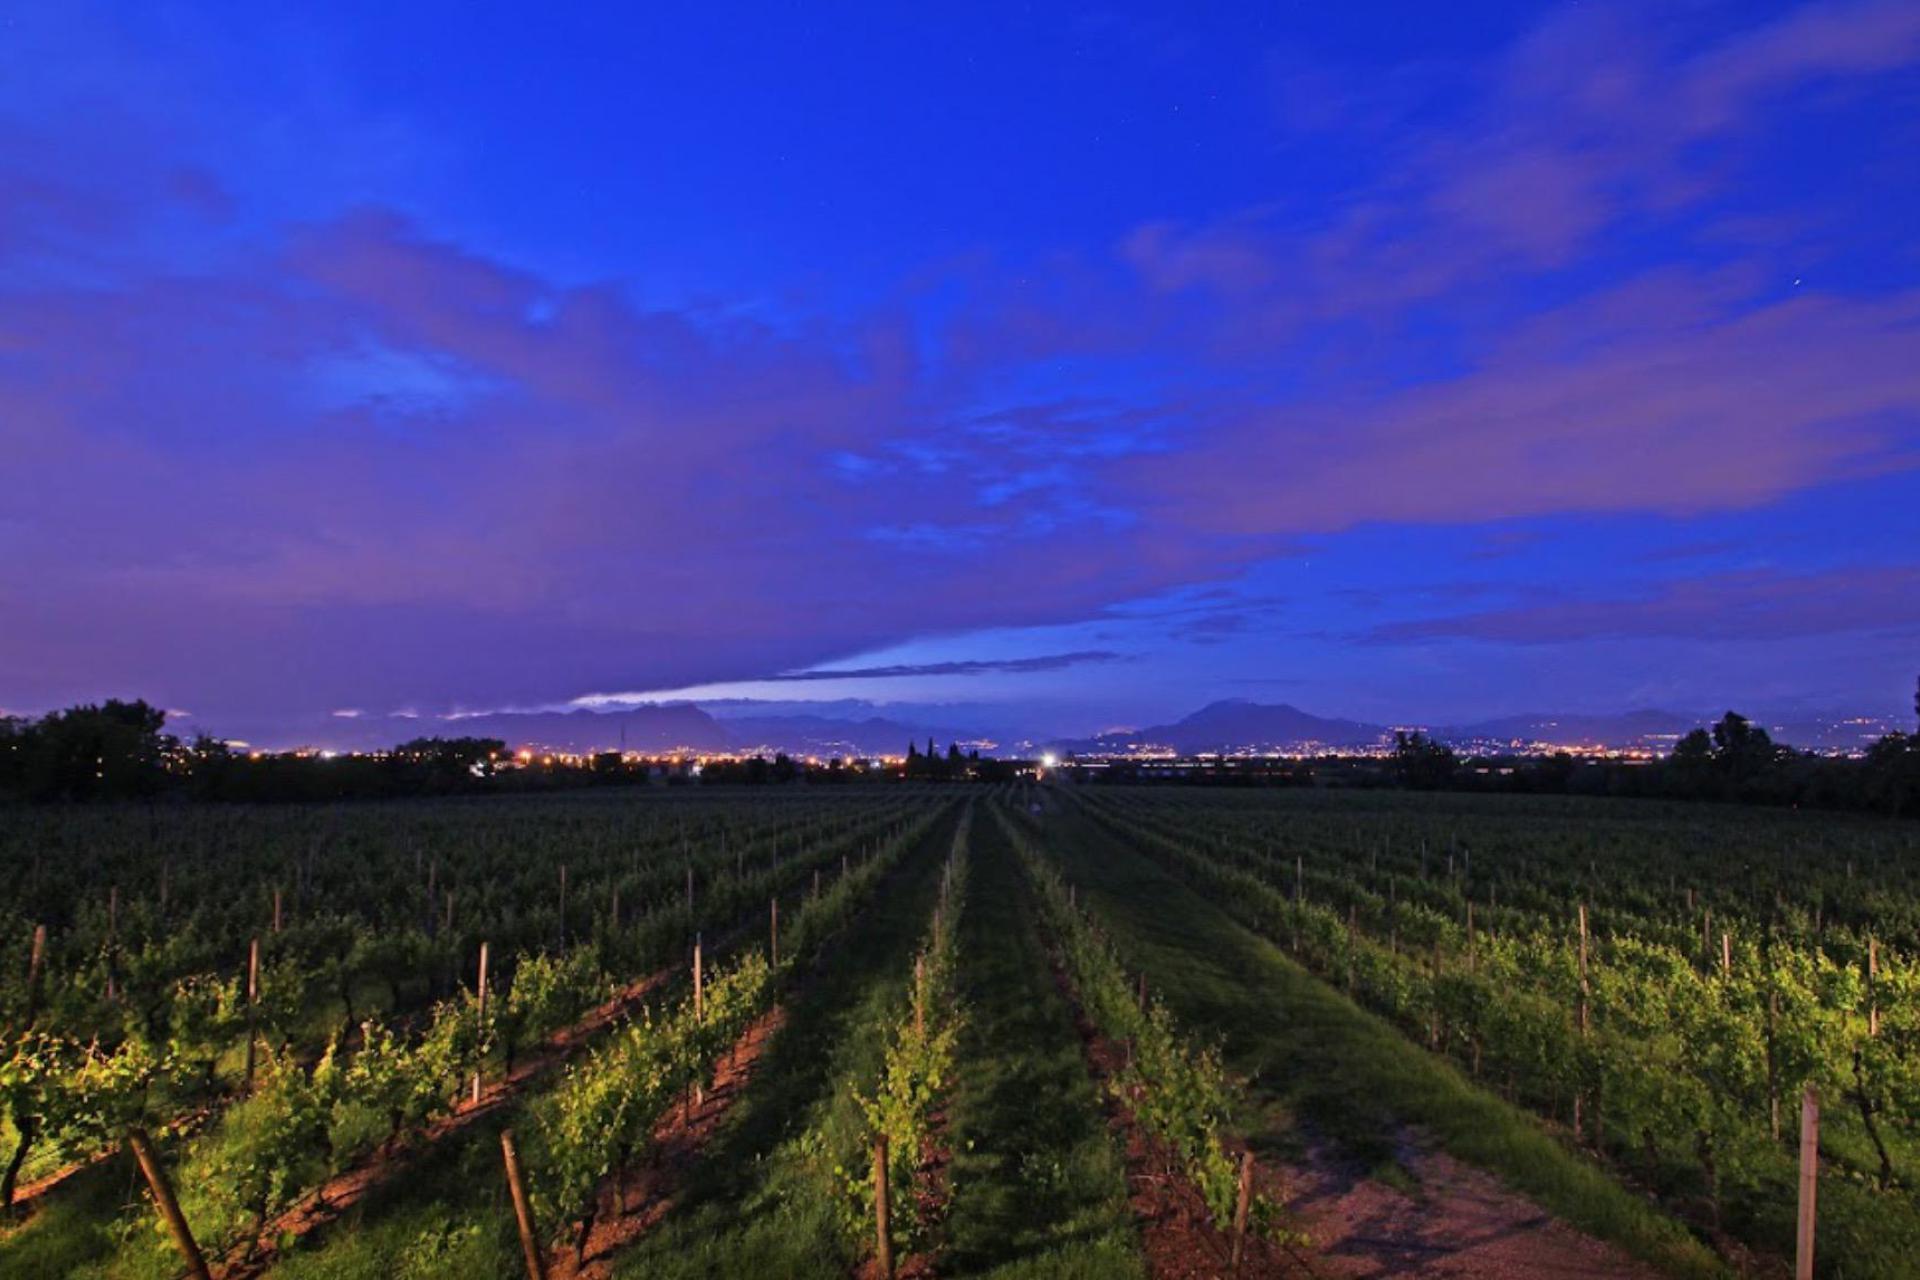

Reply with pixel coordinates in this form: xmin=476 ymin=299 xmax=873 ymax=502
xmin=543 ymin=1002 xmax=788 ymax=1280
xmin=214 ymin=960 xmax=682 ymax=1280
xmin=1280 ymin=1140 xmax=1665 ymax=1280
xmin=13 ymin=1103 xmax=214 ymax=1210
xmin=1043 ymin=943 xmax=1662 ymax=1280
xmin=1045 ymin=958 xmax=1309 ymax=1280
xmin=566 ymin=827 xmax=959 ymax=1280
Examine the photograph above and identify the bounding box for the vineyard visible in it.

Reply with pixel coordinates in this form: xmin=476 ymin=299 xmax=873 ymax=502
xmin=1 ymin=783 xmax=1913 ymax=1277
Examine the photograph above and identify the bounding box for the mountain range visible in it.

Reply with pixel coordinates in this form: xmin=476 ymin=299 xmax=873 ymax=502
xmin=233 ymin=698 xmax=1902 ymax=757
xmin=1053 ymin=700 xmax=1900 ymax=755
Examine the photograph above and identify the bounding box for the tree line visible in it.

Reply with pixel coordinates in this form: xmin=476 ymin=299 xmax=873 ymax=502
xmin=1385 ymin=700 xmax=1920 ymax=816
xmin=0 ymin=701 xmax=1023 ymax=802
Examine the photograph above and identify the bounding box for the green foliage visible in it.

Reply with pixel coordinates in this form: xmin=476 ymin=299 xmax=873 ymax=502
xmin=995 ymin=804 xmax=1284 ymax=1238
xmin=1073 ymin=784 xmax=1920 ymax=1275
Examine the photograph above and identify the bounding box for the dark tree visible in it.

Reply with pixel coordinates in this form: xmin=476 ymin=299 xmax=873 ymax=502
xmin=12 ymin=699 xmax=173 ymax=800
xmin=1391 ymin=731 xmax=1458 ymax=790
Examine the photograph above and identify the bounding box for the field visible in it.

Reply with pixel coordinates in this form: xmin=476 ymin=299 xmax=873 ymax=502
xmin=1 ymin=784 xmax=1913 ymax=1278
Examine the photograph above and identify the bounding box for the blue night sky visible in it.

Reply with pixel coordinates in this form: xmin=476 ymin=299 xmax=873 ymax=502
xmin=2 ymin=1 xmax=1918 ymax=741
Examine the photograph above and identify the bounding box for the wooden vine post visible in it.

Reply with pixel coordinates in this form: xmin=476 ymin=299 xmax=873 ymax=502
xmin=24 ymin=923 xmax=46 ymax=1026
xmin=1575 ymin=904 xmax=1590 ymax=1141
xmin=501 ymin=1128 xmax=547 ymax=1280
xmin=873 ymin=1135 xmax=894 ymax=1279
xmin=273 ymin=887 xmax=283 ymax=934
xmin=244 ymin=936 xmax=261 ymax=1094
xmin=1766 ymin=988 xmax=1782 ymax=1141
xmin=770 ymin=896 xmax=780 ymax=967
xmin=1230 ymin=1148 xmax=1255 ymax=1273
xmin=1576 ymin=904 xmax=1590 ymax=1033
xmin=1867 ymin=937 xmax=1879 ymax=1038
xmin=127 ymin=1127 xmax=212 ymax=1280
xmin=107 ymin=886 xmax=120 ymax=1000
xmin=1292 ymin=855 xmax=1303 ymax=952
xmin=914 ymin=954 xmax=926 ymax=1035
xmin=1797 ymin=1088 xmax=1819 ymax=1280
xmin=472 ymin=941 xmax=489 ymax=1105
xmin=1347 ymin=904 xmax=1358 ymax=993
xmin=694 ymin=933 xmax=705 ymax=1022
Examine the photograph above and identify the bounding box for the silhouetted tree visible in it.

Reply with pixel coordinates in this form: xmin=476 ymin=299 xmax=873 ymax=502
xmin=1391 ymin=731 xmax=1458 ymax=790
xmin=12 ymin=699 xmax=172 ymax=800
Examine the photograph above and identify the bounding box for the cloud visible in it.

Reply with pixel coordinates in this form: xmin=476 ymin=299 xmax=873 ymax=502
xmin=1130 ymin=276 xmax=1920 ymax=534
xmin=1366 ymin=565 xmax=1920 ymax=645
xmin=0 ymin=191 xmax=1209 ymax=720
xmin=1122 ymin=1 xmax=1920 ymax=327
xmin=3 ymin=1 xmax=1918 ymax=730
xmin=767 ymin=651 xmax=1125 ymax=681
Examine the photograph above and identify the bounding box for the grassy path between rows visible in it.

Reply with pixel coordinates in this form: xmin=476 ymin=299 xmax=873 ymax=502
xmin=270 ymin=807 xmax=962 ymax=1280
xmin=939 ymin=807 xmax=1142 ymax=1279
xmin=1041 ymin=793 xmax=1725 ymax=1280
xmin=603 ymin=807 xmax=961 ymax=1278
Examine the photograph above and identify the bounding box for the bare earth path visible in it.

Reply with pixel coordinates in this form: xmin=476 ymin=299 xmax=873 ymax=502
xmin=1283 ymin=1139 xmax=1662 ymax=1279
xmin=1026 ymin=801 xmax=1681 ymax=1280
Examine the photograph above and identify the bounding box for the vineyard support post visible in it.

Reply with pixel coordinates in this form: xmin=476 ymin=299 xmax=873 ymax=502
xmin=245 ymin=936 xmax=260 ymax=1094
xmin=472 ymin=941 xmax=489 ymax=1105
xmin=1868 ymin=937 xmax=1879 ymax=1037
xmin=873 ymin=1135 xmax=894 ymax=1279
xmin=1766 ymin=989 xmax=1782 ymax=1141
xmin=1797 ymin=1088 xmax=1819 ymax=1280
xmin=24 ymin=923 xmax=46 ymax=1026
xmin=501 ymin=1129 xmax=547 ymax=1280
xmin=1576 ymin=905 xmax=1590 ymax=1034
xmin=694 ymin=933 xmax=704 ymax=1022
xmin=108 ymin=885 xmax=120 ymax=1000
xmin=770 ymin=897 xmax=779 ymax=967
xmin=1465 ymin=901 xmax=1475 ymax=973
xmin=1230 ymin=1148 xmax=1254 ymax=1273
xmin=273 ymin=887 xmax=283 ymax=934
xmin=127 ymin=1127 xmax=211 ymax=1280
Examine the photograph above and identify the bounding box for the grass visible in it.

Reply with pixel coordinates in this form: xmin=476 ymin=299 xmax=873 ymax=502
xmin=278 ymin=810 xmax=964 ymax=1280
xmin=0 ymin=1156 xmax=133 ymax=1280
xmin=939 ymin=811 xmax=1142 ymax=1279
xmin=1040 ymin=796 xmax=1728 ymax=1280
xmin=603 ymin=808 xmax=961 ymax=1279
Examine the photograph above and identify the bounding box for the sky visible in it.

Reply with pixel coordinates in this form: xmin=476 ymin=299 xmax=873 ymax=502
xmin=2 ymin=0 xmax=1918 ymax=742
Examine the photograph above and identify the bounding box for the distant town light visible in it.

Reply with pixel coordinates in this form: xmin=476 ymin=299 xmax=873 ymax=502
xmin=1040 ymin=751 xmax=1059 ymax=769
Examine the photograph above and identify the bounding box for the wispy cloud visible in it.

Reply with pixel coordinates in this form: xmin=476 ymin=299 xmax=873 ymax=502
xmin=767 ymin=651 xmax=1125 ymax=681
xmin=1365 ymin=566 xmax=1920 ymax=645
